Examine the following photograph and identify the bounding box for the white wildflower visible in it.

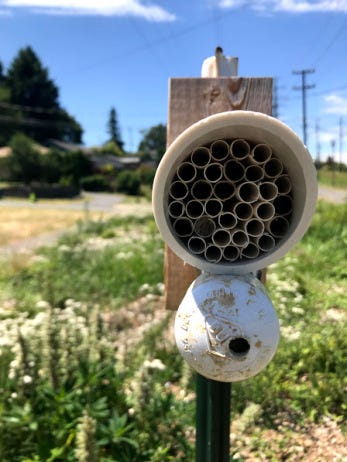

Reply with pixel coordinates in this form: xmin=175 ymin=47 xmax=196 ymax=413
xmin=292 ymin=306 xmax=304 ymax=315
xmin=35 ymin=300 xmax=50 ymax=310
xmin=22 ymin=375 xmax=32 ymax=384
xmin=143 ymin=358 xmax=166 ymax=371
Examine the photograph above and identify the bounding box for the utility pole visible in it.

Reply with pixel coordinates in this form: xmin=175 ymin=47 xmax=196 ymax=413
xmin=293 ymin=69 xmax=315 ymax=146
xmin=339 ymin=117 xmax=344 ymax=169
xmin=315 ymin=119 xmax=321 ymax=164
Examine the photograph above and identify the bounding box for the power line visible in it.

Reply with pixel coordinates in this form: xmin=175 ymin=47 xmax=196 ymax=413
xmin=293 ymin=69 xmax=315 ymax=145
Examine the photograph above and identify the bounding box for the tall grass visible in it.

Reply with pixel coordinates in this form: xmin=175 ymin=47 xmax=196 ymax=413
xmin=0 ymin=202 xmax=346 ymax=460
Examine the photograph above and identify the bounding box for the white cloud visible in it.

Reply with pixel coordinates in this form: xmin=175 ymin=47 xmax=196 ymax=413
xmin=218 ymin=0 xmax=347 ymax=13
xmin=324 ymin=93 xmax=347 ymax=115
xmin=0 ymin=0 xmax=176 ymax=21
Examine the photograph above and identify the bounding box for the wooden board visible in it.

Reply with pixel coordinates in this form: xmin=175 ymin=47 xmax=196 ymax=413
xmin=164 ymin=77 xmax=272 ymax=310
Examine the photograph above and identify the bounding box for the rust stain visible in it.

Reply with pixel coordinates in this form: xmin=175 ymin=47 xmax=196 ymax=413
xmin=255 ymin=340 xmax=262 ymax=348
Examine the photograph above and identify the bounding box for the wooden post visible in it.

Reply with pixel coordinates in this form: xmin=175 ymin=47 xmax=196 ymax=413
xmin=164 ymin=77 xmax=272 ymax=310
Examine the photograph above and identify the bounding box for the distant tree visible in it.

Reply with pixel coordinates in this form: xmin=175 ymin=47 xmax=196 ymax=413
xmin=7 ymin=133 xmax=41 ymax=185
xmin=4 ymin=46 xmax=83 ymax=143
xmin=99 ymin=140 xmax=124 ymax=157
xmin=107 ymin=106 xmax=124 ymax=150
xmin=138 ymin=123 xmax=166 ymax=164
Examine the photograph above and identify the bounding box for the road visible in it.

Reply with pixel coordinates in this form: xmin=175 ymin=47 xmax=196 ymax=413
xmin=0 ymin=187 xmax=344 ymax=255
xmin=0 ymin=192 xmax=124 ymax=212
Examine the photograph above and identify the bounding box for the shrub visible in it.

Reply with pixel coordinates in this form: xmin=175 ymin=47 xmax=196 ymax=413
xmin=116 ymin=170 xmax=141 ymax=196
xmin=80 ymin=174 xmax=110 ymax=192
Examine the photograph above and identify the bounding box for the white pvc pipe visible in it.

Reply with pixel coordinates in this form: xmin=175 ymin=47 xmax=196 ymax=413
xmin=168 ymin=200 xmax=185 ymax=219
xmin=251 ymin=143 xmax=272 ymax=164
xmin=259 ymin=181 xmax=278 ymax=201
xmin=173 ymin=217 xmax=194 ymax=237
xmin=213 ymin=181 xmax=235 ymax=200
xmin=194 ymin=216 xmax=216 ymax=237
xmin=230 ymin=138 xmax=250 ymax=160
xmin=191 ymin=180 xmax=213 ymax=200
xmin=210 ymin=139 xmax=230 ymax=162
xmin=204 ymin=162 xmax=224 ymax=183
xmin=186 ymin=200 xmax=204 ymax=219
xmin=212 ymin=229 xmax=232 ymax=247
xmin=236 ymin=182 xmax=260 ymax=203
xmin=190 ymin=146 xmax=211 ymax=168
xmin=224 ymin=160 xmax=245 ymax=182
xmin=152 ymin=110 xmax=318 ymax=275
xmin=188 ymin=236 xmax=207 ymax=255
xmin=218 ymin=212 xmax=237 ymax=229
xmin=204 ymin=198 xmax=223 ymax=217
xmin=176 ymin=162 xmax=197 ymax=183
xmin=169 ymin=181 xmax=189 ymax=200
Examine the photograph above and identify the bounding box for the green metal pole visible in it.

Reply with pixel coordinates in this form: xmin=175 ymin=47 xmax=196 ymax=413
xmin=196 ymin=374 xmax=231 ymax=462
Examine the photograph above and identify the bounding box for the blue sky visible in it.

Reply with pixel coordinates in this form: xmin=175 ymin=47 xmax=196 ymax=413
xmin=0 ymin=0 xmax=346 ymax=162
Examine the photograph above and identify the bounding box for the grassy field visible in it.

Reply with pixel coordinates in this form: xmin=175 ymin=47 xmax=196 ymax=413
xmin=318 ymin=167 xmax=347 ymax=189
xmin=0 ymin=200 xmax=346 ymax=461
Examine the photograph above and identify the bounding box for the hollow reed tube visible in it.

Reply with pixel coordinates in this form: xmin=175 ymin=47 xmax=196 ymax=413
xmin=224 ymin=160 xmax=245 ymax=182
xmin=255 ymin=233 xmax=276 ymax=252
xmin=188 ymin=236 xmax=206 ymax=255
xmin=230 ymin=228 xmax=249 ymax=248
xmin=245 ymin=164 xmax=264 ymax=182
xmin=275 ymin=175 xmax=292 ymax=195
xmin=241 ymin=243 xmax=259 ymax=259
xmin=251 ymin=143 xmax=272 ymax=164
xmin=223 ymin=246 xmax=240 ymax=262
xmin=204 ymin=198 xmax=223 ymax=217
xmin=230 ymin=139 xmax=250 ymax=160
xmin=186 ymin=200 xmax=204 ymax=219
xmin=266 ymin=216 xmax=290 ymax=238
xmin=259 ymin=182 xmax=278 ymax=201
xmin=218 ymin=212 xmax=237 ymax=229
xmin=213 ymin=181 xmax=235 ymax=200
xmin=176 ymin=162 xmax=197 ymax=183
xmin=194 ymin=216 xmax=216 ymax=237
xmin=264 ymin=158 xmax=284 ymax=178
xmin=236 ymin=182 xmax=260 ymax=203
xmin=210 ymin=140 xmax=230 ymax=162
xmin=173 ymin=217 xmax=194 ymax=237
xmin=233 ymin=202 xmax=253 ymax=221
xmin=168 ymin=200 xmax=185 ymax=219
xmin=244 ymin=218 xmax=265 ymax=237
xmin=191 ymin=180 xmax=213 ymax=200
xmin=204 ymin=162 xmax=224 ymax=183
xmin=253 ymin=201 xmax=275 ymax=221
xmin=169 ymin=181 xmax=189 ymax=200
xmin=273 ymin=195 xmax=293 ymax=216
xmin=204 ymin=245 xmax=223 ymax=263
xmin=191 ymin=146 xmax=211 ymax=168
xmin=212 ymin=229 xmax=232 ymax=247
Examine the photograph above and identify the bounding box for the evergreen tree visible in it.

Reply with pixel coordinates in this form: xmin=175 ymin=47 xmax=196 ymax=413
xmin=107 ymin=106 xmax=123 ymax=150
xmin=3 ymin=46 xmax=83 ymax=144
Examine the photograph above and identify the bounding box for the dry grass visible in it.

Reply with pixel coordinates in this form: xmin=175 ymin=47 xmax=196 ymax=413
xmin=0 ymin=206 xmax=101 ymax=246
